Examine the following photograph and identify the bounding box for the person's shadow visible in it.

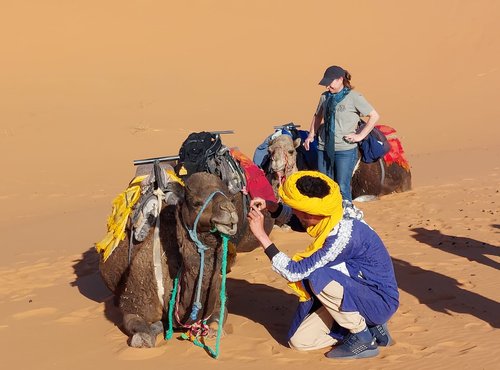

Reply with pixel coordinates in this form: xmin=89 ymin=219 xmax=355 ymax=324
xmin=71 ymin=248 xmax=297 ymax=344
xmin=71 ymin=247 xmax=123 ymax=330
xmin=393 ymin=257 xmax=500 ymax=328
xmin=410 ymin=227 xmax=499 ymax=270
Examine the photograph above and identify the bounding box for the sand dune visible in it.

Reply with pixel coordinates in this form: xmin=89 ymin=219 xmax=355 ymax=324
xmin=0 ymin=1 xmax=499 ymax=369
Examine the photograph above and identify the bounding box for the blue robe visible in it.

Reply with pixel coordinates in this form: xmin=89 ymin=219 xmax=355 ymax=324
xmin=265 ymin=218 xmax=399 ymax=341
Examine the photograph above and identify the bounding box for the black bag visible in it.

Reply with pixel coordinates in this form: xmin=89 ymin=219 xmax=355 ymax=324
xmin=175 ymin=131 xmax=246 ymax=195
xmin=176 ymin=131 xmax=222 ymax=176
xmin=356 ymin=121 xmax=391 ymax=163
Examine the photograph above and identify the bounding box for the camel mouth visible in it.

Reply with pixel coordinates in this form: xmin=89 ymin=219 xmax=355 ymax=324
xmin=271 ymin=167 xmax=285 ymax=176
xmin=214 ymin=222 xmax=237 ymax=236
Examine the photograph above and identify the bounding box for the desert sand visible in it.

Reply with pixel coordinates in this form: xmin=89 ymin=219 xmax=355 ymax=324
xmin=1 ymin=1 xmax=499 ymax=369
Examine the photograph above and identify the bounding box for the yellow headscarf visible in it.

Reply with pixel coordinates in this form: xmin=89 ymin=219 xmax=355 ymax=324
xmin=278 ymin=171 xmax=343 ymax=301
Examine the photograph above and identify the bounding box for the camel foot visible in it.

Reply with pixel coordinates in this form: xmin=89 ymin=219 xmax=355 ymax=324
xmin=206 ymin=320 xmax=226 ymax=339
xmin=353 ymin=195 xmax=378 ymax=202
xmin=150 ymin=321 xmax=164 ymax=336
xmin=130 ymin=332 xmax=156 ymax=348
xmin=273 ymin=224 xmax=292 ymax=232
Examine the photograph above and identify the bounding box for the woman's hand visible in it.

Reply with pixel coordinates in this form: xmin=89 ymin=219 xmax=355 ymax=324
xmin=343 ymin=133 xmax=363 ymax=143
xmin=303 ymin=134 xmax=315 ymax=151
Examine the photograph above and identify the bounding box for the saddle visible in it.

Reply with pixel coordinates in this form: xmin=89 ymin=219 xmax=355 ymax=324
xmin=95 ymin=162 xmax=184 ymax=261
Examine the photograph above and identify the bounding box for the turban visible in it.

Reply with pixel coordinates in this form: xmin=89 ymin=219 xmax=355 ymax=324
xmin=279 ymin=170 xmax=342 ymax=217
xmin=278 ymin=171 xmax=343 ymax=301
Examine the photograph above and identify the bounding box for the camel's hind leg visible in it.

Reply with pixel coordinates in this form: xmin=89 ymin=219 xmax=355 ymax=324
xmin=124 ymin=314 xmax=163 ymax=348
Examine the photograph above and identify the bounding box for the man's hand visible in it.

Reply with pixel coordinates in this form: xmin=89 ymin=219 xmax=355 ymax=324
xmin=250 ymin=197 xmax=279 ymax=214
xmin=250 ymin=197 xmax=266 ymax=211
xmin=247 ymin=206 xmax=273 ymax=248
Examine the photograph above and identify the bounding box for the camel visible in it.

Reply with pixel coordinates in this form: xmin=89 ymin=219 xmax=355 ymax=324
xmin=97 ymin=170 xmax=240 ymax=348
xmin=266 ymin=134 xmax=301 ymax=199
xmin=175 ymin=131 xmax=275 ymax=252
xmin=263 ymin=127 xmax=412 ymax=201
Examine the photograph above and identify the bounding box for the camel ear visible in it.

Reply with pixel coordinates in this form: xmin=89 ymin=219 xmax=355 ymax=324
xmin=293 ymin=137 xmax=301 ymax=149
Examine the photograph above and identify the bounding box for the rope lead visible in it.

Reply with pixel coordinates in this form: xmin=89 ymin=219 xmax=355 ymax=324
xmin=181 ymin=234 xmax=228 ymax=358
xmin=164 ymin=187 xmax=230 ymax=359
xmin=166 ymin=235 xmax=229 ymax=359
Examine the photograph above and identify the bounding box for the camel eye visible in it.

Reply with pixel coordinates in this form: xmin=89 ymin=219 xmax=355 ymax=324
xmin=288 ymin=150 xmax=295 ymax=155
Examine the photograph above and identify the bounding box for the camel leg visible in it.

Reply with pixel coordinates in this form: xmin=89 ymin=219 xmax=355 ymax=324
xmin=150 ymin=320 xmax=164 ymax=336
xmin=206 ymin=302 xmax=229 ymax=339
xmin=124 ymin=313 xmax=159 ymax=348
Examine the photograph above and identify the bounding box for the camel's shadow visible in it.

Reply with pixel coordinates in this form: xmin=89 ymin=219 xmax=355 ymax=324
xmin=71 ymin=247 xmax=123 ymax=330
xmin=410 ymin=227 xmax=500 ymax=270
xmin=393 ymin=257 xmax=500 ymax=328
xmin=226 ymin=278 xmax=297 ymax=346
xmin=397 ymin=227 xmax=500 ymax=328
xmin=71 ymin=248 xmax=297 ymax=344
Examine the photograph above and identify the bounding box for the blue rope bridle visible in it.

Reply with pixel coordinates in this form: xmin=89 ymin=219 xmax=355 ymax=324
xmin=165 ymin=189 xmax=230 ymax=358
xmin=186 ymin=190 xmax=225 ymax=321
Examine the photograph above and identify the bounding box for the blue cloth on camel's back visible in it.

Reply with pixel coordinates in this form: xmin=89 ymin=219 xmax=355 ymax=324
xmin=253 ymin=128 xmax=318 ymax=171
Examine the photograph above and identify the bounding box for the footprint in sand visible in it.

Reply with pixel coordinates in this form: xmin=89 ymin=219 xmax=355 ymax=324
xmin=54 ymin=305 xmax=104 ymax=324
xmin=456 ymin=279 xmax=476 ymax=289
xmin=464 ymin=322 xmax=486 ymax=329
xmin=420 ymin=293 xmax=456 ymax=304
xmin=398 ymin=325 xmax=428 ymax=333
xmin=435 ymin=340 xmax=471 ymax=348
xmin=12 ymin=307 xmax=58 ymax=319
xmin=379 ymin=353 xmax=411 ymax=362
xmin=116 ymin=345 xmax=166 ymax=360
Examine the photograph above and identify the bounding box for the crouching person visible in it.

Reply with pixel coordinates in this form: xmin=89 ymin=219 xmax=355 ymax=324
xmin=247 ymin=171 xmax=399 ymax=359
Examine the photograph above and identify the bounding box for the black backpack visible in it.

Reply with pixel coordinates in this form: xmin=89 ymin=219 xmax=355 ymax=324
xmin=175 ymin=131 xmax=246 ymax=196
xmin=176 ymin=131 xmax=223 ymax=176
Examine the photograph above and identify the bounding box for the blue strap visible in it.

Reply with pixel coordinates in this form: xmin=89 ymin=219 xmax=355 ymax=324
xmin=165 ymin=190 xmax=229 ymax=359
xmin=187 ymin=190 xmax=226 ymax=321
xmin=185 ymin=234 xmax=229 ymax=359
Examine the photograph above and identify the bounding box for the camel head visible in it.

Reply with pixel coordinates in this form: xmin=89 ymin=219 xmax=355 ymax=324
xmin=267 ymin=134 xmax=301 ymax=182
xmin=181 ymin=172 xmax=238 ymax=236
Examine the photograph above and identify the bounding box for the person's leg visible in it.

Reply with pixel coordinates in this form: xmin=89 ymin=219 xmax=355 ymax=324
xmin=316 ymin=280 xmax=379 ymax=359
xmin=315 ymin=280 xmax=366 ymax=333
xmin=288 ymin=306 xmax=338 ymax=351
xmin=317 ymin=150 xmax=334 ymax=179
xmin=333 ymin=148 xmax=358 ymax=201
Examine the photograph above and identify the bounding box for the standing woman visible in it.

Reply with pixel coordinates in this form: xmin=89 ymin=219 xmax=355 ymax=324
xmin=304 ymin=65 xmax=379 ymax=203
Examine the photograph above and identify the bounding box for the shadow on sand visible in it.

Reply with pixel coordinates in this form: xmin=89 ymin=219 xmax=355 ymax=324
xmin=71 ymin=247 xmax=123 ymax=331
xmin=71 ymin=247 xmax=297 ymax=344
xmin=396 ymin=227 xmax=499 ymax=328
xmin=226 ymin=278 xmax=297 ymax=346
xmin=393 ymin=257 xmax=500 ymax=328
xmin=410 ymin=227 xmax=499 ymax=270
